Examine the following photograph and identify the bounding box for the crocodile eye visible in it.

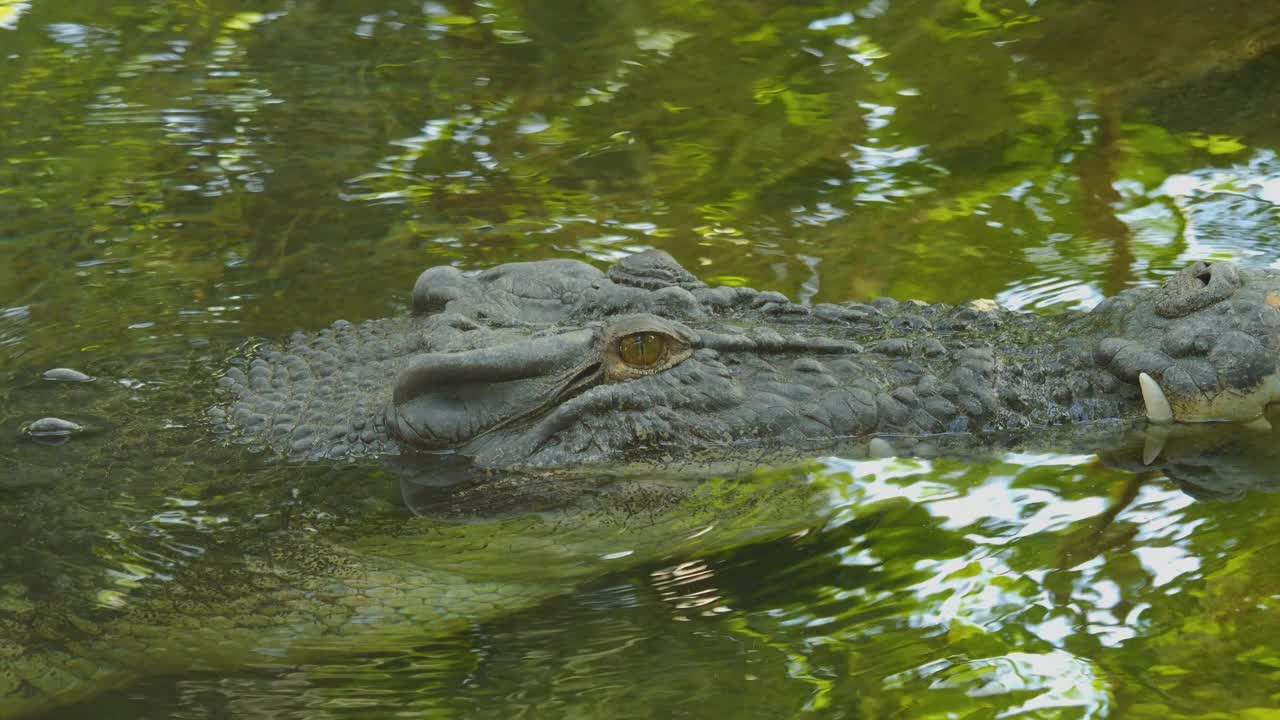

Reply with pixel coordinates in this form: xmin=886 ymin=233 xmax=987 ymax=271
xmin=617 ymin=332 xmax=668 ymax=367
xmin=602 ymin=315 xmax=696 ymax=382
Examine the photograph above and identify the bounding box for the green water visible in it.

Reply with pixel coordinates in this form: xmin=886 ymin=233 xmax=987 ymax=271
xmin=4 ymin=1 xmax=1280 ymax=717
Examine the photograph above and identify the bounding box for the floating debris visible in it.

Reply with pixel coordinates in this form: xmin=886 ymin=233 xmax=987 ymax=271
xmin=22 ymin=417 xmax=85 ymax=443
xmin=42 ymin=368 xmax=95 ymax=383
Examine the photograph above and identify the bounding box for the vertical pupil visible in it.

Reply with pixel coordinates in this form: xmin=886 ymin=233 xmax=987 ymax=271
xmin=641 ymin=333 xmax=657 ymax=364
xmin=622 ymin=332 xmax=663 ymax=365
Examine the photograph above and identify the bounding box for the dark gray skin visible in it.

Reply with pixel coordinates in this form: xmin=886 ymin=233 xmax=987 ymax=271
xmin=210 ymin=251 xmax=1280 ymax=468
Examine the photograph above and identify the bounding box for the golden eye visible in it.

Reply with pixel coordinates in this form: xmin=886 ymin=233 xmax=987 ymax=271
xmin=617 ymin=332 xmax=668 ymax=367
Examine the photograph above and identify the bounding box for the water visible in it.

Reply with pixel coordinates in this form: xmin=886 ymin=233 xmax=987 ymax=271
xmin=4 ymin=1 xmax=1280 ymax=717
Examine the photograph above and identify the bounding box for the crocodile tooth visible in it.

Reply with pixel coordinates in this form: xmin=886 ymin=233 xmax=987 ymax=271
xmin=1142 ymin=427 xmax=1169 ymax=466
xmin=868 ymin=437 xmax=895 ymax=458
xmin=1138 ymin=373 xmax=1174 ymax=424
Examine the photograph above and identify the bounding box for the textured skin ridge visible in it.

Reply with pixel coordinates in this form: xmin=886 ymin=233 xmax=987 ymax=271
xmin=212 ymin=316 xmax=430 ymax=459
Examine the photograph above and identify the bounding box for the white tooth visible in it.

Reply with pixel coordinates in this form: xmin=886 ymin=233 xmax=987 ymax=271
xmin=868 ymin=438 xmax=895 ymax=458
xmin=1142 ymin=427 xmax=1169 ymax=466
xmin=1139 ymin=372 xmax=1174 ymax=424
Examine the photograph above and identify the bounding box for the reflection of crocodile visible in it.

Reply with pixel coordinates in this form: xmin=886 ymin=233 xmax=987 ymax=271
xmin=210 ymin=250 xmax=1280 ymax=467
xmin=0 ymin=455 xmax=833 ymax=718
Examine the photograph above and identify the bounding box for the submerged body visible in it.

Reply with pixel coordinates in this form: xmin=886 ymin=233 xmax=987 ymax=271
xmin=214 ymin=252 xmax=1280 ymax=466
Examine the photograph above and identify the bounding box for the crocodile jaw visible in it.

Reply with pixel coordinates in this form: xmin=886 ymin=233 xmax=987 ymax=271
xmin=1142 ymin=371 xmax=1280 ymax=427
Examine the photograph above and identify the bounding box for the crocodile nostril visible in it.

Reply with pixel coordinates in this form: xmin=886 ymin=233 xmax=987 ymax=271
xmin=1154 ymin=260 xmax=1242 ymax=318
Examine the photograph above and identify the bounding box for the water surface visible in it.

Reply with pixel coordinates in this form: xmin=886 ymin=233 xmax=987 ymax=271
xmin=4 ymin=1 xmax=1280 ymax=718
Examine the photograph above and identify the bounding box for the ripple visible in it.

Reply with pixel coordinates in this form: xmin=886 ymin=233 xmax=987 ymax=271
xmin=997 ymin=275 xmax=1107 ymax=312
xmin=0 ymin=305 xmax=28 ymax=347
xmin=886 ymin=651 xmax=1111 ymax=718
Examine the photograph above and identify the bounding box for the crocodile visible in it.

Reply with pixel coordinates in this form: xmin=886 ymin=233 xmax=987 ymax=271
xmin=205 ymin=250 xmax=1280 ymax=468
xmin=9 ymin=250 xmax=1280 ymax=718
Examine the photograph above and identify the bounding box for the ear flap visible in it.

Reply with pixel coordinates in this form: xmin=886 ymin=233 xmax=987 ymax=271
xmin=385 ymin=329 xmax=601 ymax=450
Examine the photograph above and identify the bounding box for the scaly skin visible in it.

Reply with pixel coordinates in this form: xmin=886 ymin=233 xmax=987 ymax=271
xmin=211 ymin=253 xmax=1280 ymax=467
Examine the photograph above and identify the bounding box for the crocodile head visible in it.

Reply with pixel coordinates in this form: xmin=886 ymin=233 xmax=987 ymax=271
xmin=380 ymin=251 xmax=876 ymax=468
xmin=1085 ymin=259 xmax=1280 ymax=428
xmin=215 ymin=251 xmax=1280 ymax=469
